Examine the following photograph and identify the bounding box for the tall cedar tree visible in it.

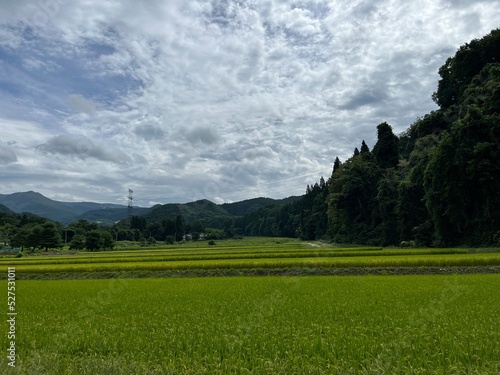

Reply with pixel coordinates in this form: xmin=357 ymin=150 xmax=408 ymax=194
xmin=372 ymin=122 xmax=399 ymax=169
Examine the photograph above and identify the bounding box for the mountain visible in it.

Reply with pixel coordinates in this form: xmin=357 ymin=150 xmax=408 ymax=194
xmin=0 ymin=191 xmax=300 ymax=227
xmin=77 ymin=207 xmax=151 ymax=225
xmin=0 ymin=191 xmax=128 ymax=223
xmin=0 ymin=204 xmax=14 ymax=214
xmin=221 ymin=196 xmax=301 ymax=216
xmin=141 ymin=200 xmax=235 ymax=228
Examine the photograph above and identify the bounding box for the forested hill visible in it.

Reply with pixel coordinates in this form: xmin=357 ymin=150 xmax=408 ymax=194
xmin=237 ymin=29 xmax=500 ymax=247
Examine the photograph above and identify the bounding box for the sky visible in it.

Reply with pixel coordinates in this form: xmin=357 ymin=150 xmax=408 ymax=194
xmin=0 ymin=0 xmax=499 ymax=207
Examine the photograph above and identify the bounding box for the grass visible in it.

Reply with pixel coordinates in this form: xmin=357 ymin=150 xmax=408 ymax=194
xmin=2 ymin=275 xmax=499 ymax=374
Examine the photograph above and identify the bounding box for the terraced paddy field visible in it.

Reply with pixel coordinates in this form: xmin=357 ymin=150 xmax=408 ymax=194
xmin=0 ymin=238 xmax=499 ymax=278
xmin=1 ymin=239 xmax=499 ymax=374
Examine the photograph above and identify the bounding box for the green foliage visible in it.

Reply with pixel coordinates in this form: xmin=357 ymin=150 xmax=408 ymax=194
xmin=85 ymin=231 xmax=102 ymax=252
xmin=232 ymin=178 xmax=329 ymax=240
xmin=375 ymin=170 xmax=400 ymax=246
xmin=69 ymin=234 xmax=86 ymax=251
xmin=328 ymin=154 xmax=382 ymax=244
xmin=360 ymin=140 xmax=370 ymax=154
xmin=433 ymin=28 xmax=500 ymax=108
xmin=100 ymin=231 xmax=115 ymax=250
xmin=130 ymin=215 xmax=146 ymax=231
xmin=205 ymin=228 xmax=227 ymax=240
xmin=424 ymin=104 xmax=500 ymax=245
xmin=84 ymin=230 xmax=115 ymax=251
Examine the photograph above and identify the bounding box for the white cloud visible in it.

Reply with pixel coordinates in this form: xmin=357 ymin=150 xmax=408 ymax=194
xmin=0 ymin=0 xmax=499 ymax=205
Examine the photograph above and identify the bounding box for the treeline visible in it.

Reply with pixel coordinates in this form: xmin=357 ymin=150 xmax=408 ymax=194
xmin=0 ymin=213 xmax=116 ymax=252
xmin=117 ymin=215 xmax=229 ymax=244
xmin=232 ymin=29 xmax=500 ymax=247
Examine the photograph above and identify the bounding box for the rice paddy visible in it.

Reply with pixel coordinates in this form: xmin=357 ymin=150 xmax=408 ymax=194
xmin=0 ymin=239 xmax=498 ymax=276
xmin=1 ymin=238 xmax=499 ymax=374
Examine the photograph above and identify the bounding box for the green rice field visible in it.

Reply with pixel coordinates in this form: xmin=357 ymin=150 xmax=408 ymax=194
xmin=1 ymin=238 xmax=499 ymax=374
xmin=1 ymin=275 xmax=499 ymax=374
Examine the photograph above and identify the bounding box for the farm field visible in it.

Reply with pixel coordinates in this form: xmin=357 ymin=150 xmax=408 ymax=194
xmin=0 ymin=238 xmax=499 ymax=277
xmin=1 ymin=275 xmax=499 ymax=374
xmin=1 ymin=238 xmax=499 ymax=373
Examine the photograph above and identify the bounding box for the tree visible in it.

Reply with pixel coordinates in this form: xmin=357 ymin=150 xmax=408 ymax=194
xmin=40 ymin=222 xmax=63 ymax=251
xmin=10 ymin=227 xmax=32 ymax=251
xmin=433 ymin=28 xmax=500 ymax=108
xmin=372 ymin=122 xmax=399 ymax=169
xmin=100 ymin=231 xmax=115 ymax=250
xmin=85 ymin=230 xmax=103 ymax=252
xmin=69 ymin=234 xmax=86 ymax=250
xmin=397 ymin=135 xmax=438 ymax=246
xmin=333 ymin=157 xmax=342 ymax=174
xmin=327 ymin=154 xmax=382 ymax=244
xmin=130 ymin=216 xmax=147 ymax=231
xmin=175 ymin=215 xmax=185 ymax=241
xmin=204 ymin=228 xmax=227 ymax=240
xmin=424 ymin=103 xmax=500 ymax=245
xmin=26 ymin=222 xmax=63 ymax=251
xmin=190 ymin=220 xmax=205 ymax=234
xmin=375 ymin=170 xmax=400 ymax=246
xmin=360 ymin=140 xmax=370 ymax=154
xmin=353 ymin=147 xmax=360 ymax=157
xmin=319 ymin=176 xmax=326 ymax=189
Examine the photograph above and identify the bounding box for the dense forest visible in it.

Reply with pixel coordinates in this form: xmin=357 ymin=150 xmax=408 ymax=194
xmin=232 ymin=29 xmax=500 ymax=247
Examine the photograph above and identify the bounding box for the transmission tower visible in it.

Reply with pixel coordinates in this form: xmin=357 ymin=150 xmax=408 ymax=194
xmin=128 ymin=188 xmax=133 ymax=217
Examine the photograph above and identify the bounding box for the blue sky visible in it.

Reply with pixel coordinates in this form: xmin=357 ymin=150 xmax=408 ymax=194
xmin=0 ymin=0 xmax=499 ymax=206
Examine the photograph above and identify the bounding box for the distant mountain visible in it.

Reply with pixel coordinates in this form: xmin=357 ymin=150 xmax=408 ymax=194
xmin=0 ymin=191 xmax=128 ymax=224
xmin=141 ymin=199 xmax=234 ymax=228
xmin=0 ymin=191 xmax=302 ymax=227
xmin=221 ymin=196 xmax=301 ymax=216
xmin=77 ymin=206 xmax=151 ymax=225
xmin=0 ymin=204 xmax=14 ymax=214
xmin=136 ymin=197 xmax=302 ymax=229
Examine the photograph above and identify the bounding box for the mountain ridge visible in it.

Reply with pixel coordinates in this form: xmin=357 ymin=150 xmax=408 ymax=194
xmin=0 ymin=191 xmax=129 ymax=224
xmin=0 ymin=191 xmax=300 ymax=225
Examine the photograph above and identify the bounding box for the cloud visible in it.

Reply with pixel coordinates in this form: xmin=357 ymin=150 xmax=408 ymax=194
xmin=37 ymin=134 xmax=131 ymax=165
xmin=339 ymin=86 xmax=389 ymax=110
xmin=277 ymin=7 xmax=322 ymax=36
xmin=67 ymin=94 xmax=97 ymax=114
xmin=0 ymin=145 xmax=17 ymax=164
xmin=1 ymin=0 xmax=500 ymax=205
xmin=185 ymin=126 xmax=219 ymax=145
xmin=133 ymin=124 xmax=165 ymax=141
